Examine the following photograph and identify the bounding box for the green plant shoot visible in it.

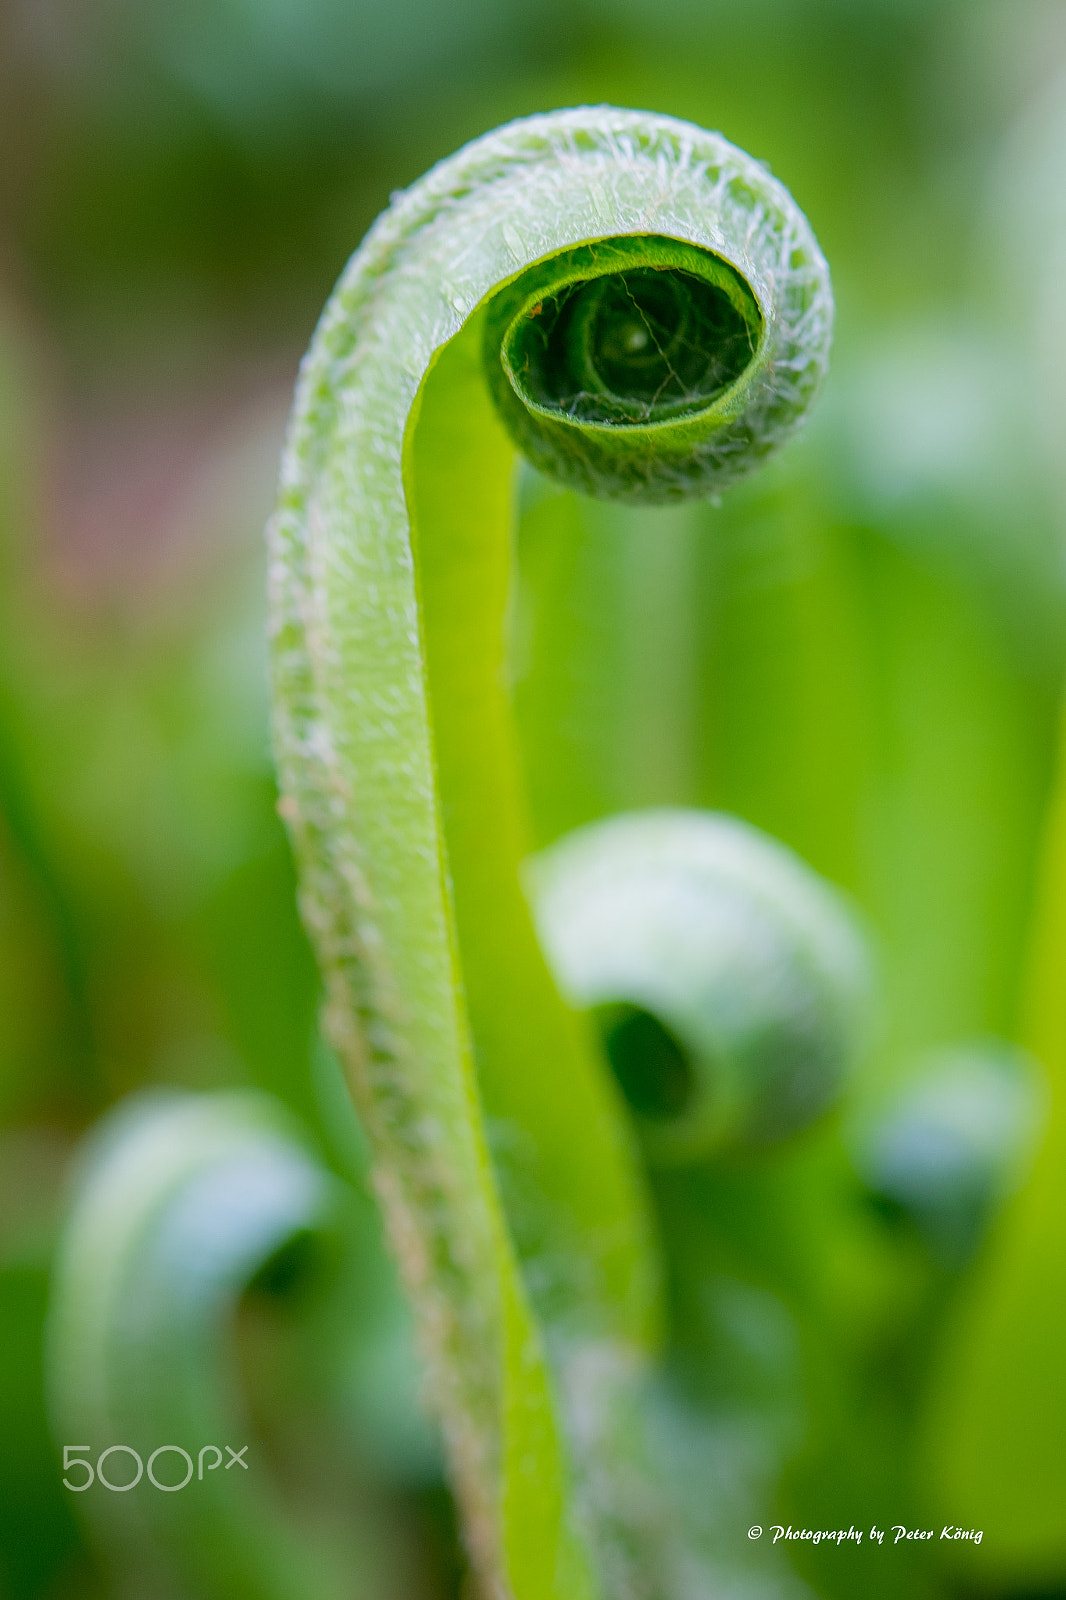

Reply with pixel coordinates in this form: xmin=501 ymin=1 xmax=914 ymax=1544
xmin=268 ymin=106 xmax=833 ymax=1599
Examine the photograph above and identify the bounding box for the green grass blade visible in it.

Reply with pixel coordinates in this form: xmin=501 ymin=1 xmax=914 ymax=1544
xmin=922 ymin=694 xmax=1066 ymax=1583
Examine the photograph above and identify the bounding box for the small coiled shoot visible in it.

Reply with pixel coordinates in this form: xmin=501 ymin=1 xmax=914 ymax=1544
xmin=530 ymin=808 xmax=873 ymax=1164
xmin=46 ymin=1092 xmax=345 ymax=1600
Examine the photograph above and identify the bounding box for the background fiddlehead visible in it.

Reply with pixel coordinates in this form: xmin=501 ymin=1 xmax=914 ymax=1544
xmin=47 ymin=1087 xmax=446 ymax=1600
xmin=47 ymin=1091 xmax=346 ymax=1600
xmin=269 ymin=106 xmax=832 ymax=1598
xmin=529 ymin=808 xmax=871 ymax=1162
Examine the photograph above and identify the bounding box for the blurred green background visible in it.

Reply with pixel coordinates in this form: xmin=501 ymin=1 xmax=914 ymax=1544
xmin=4 ymin=0 xmax=1066 ymax=1595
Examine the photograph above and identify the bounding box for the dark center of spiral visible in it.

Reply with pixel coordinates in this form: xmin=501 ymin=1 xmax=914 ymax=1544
xmin=508 ymin=266 xmax=760 ymax=426
xmin=596 ymin=1003 xmax=695 ymax=1118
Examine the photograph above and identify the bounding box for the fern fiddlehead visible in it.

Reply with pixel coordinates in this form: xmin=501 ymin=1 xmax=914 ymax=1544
xmin=47 ymin=1093 xmax=345 ymax=1600
xmin=529 ymin=809 xmax=871 ymax=1166
xmin=268 ymin=106 xmax=833 ymax=1598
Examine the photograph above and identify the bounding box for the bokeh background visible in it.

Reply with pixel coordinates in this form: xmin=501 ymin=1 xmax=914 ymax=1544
xmin=4 ymin=1 xmax=1066 ymax=1596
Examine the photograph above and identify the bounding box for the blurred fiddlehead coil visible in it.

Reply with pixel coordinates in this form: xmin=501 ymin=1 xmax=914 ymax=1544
xmin=268 ymin=106 xmax=837 ymax=1598
xmin=530 ymin=809 xmax=870 ymax=1166
xmin=47 ymin=1094 xmax=345 ymax=1600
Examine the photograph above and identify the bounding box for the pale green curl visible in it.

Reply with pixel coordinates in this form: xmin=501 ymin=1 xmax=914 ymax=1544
xmin=268 ymin=106 xmax=832 ymax=1599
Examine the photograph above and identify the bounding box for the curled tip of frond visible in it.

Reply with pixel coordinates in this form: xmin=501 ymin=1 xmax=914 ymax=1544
xmin=530 ymin=809 xmax=873 ymax=1161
